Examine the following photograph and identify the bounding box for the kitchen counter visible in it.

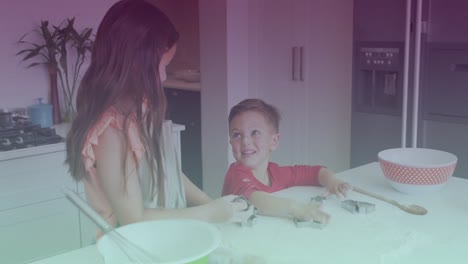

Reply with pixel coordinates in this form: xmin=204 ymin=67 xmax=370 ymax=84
xmin=28 ymin=162 xmax=468 ymax=264
xmin=163 ymin=79 xmax=200 ymax=92
xmin=0 ymin=123 xmax=185 ymax=162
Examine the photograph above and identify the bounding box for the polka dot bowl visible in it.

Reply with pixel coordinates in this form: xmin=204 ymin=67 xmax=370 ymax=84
xmin=378 ymin=148 xmax=457 ymax=194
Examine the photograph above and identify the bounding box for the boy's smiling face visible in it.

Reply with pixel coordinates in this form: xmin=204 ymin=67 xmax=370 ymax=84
xmin=229 ymin=111 xmax=279 ymax=170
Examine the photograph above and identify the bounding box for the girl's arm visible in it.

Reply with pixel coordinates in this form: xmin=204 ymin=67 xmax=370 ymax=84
xmin=183 ymin=173 xmax=212 ymax=206
xmin=94 ymin=126 xmax=246 ymax=226
xmin=249 ymin=191 xmax=329 ymax=223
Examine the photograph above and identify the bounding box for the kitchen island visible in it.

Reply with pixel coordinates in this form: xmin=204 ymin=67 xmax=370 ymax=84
xmin=28 ymin=162 xmax=468 ymax=264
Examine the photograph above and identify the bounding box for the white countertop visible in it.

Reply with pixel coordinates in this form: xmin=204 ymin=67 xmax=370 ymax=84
xmin=28 ymin=162 xmax=468 ymax=264
xmin=163 ymin=79 xmax=201 ymax=92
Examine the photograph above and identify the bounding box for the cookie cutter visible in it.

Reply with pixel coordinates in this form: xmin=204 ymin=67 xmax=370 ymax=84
xmin=341 ymin=199 xmax=375 ymax=214
xmin=242 ymin=214 xmax=258 ymax=227
xmin=232 ymin=195 xmax=258 ymax=227
xmin=293 ymin=219 xmax=327 ymax=229
xmin=310 ymin=195 xmax=327 ymax=204
xmin=291 ymin=195 xmax=328 ymax=229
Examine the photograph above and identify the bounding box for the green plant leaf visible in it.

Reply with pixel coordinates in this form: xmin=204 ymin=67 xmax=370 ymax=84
xmin=21 ymin=47 xmax=43 ymax=61
xmin=26 ymin=62 xmax=45 ymax=68
xmin=82 ymin=28 xmax=93 ymax=42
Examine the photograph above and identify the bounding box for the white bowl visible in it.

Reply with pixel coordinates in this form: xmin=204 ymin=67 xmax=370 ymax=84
xmin=378 ymin=148 xmax=457 ymax=194
xmin=97 ymin=219 xmax=221 ymax=264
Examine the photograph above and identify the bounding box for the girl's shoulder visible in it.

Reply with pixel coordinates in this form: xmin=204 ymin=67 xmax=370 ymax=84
xmin=84 ymin=106 xmax=133 ymax=145
xmin=82 ymin=107 xmax=144 ymax=174
xmin=98 ymin=106 xmax=127 ymax=129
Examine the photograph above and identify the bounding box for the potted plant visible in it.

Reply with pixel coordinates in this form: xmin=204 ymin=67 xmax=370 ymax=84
xmin=17 ymin=18 xmax=94 ymax=123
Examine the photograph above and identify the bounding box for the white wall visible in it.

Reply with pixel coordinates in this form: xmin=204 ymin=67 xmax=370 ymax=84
xmin=199 ymin=0 xmax=252 ymax=197
xmin=226 ymin=0 xmax=251 ymax=164
xmin=199 ymin=0 xmax=228 ymax=198
xmin=0 ymin=0 xmax=118 ymax=109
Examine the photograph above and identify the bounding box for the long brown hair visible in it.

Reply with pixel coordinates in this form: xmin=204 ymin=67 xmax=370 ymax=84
xmin=66 ymin=0 xmax=179 ymax=206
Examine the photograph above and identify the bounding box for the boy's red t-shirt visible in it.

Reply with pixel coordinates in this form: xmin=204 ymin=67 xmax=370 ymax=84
xmin=222 ymin=162 xmax=323 ymax=198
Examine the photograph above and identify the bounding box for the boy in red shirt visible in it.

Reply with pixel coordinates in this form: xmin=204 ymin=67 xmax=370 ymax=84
xmin=222 ymin=99 xmax=351 ymax=223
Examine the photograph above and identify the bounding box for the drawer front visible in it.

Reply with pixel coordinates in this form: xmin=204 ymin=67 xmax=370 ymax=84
xmin=0 ymin=198 xmax=81 ymax=264
xmin=0 ymin=151 xmax=76 ymax=211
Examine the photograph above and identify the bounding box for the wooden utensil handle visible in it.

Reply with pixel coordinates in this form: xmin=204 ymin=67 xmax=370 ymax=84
xmin=353 ymin=186 xmax=396 ymax=205
xmin=353 ymin=186 xmax=428 ymax=215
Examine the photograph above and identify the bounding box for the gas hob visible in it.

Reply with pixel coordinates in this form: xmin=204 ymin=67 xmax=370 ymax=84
xmin=0 ymin=122 xmax=64 ymax=152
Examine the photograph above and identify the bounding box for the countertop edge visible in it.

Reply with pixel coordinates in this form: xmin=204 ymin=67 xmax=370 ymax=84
xmin=163 ymin=79 xmax=201 ymax=92
xmin=0 ymin=142 xmax=66 ymax=161
xmin=0 ymin=123 xmax=184 ymax=161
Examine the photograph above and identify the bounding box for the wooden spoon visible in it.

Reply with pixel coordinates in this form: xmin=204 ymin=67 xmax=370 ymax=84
xmin=353 ymin=186 xmax=428 ymax=215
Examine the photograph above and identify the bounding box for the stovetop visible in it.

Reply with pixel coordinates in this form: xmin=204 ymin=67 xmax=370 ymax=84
xmin=0 ymin=122 xmax=64 ymax=151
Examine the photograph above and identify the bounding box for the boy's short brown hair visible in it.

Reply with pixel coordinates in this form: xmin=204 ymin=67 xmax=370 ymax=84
xmin=228 ymin=98 xmax=281 ymax=133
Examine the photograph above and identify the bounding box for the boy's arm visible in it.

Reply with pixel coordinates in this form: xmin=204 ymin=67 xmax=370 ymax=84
xmin=249 ymin=191 xmax=295 ymax=217
xmin=317 ymin=167 xmax=336 ymax=187
xmin=249 ymin=191 xmax=330 ymax=223
xmin=317 ymin=167 xmax=352 ymax=199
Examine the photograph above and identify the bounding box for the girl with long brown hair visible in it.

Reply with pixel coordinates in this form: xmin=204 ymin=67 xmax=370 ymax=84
xmin=66 ymin=0 xmax=252 ymax=231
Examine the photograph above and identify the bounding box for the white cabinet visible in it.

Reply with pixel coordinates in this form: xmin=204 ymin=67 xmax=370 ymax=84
xmin=249 ymin=0 xmax=353 ymax=171
xmin=0 ymin=151 xmax=79 ymax=264
xmin=77 ymin=191 xmax=98 ymax=247
xmin=251 ymin=0 xmax=303 ymax=164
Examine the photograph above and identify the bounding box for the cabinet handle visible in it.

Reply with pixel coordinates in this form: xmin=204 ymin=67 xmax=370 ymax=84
xmin=299 ymin=46 xmax=304 ymax=81
xmin=292 ymin=46 xmax=297 ymax=81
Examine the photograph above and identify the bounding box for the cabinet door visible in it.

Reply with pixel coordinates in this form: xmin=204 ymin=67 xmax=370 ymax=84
xmin=303 ymin=0 xmax=353 ymax=171
xmin=77 ymin=184 xmax=98 ymax=247
xmin=0 ymin=151 xmax=82 ymax=263
xmin=252 ymin=0 xmax=306 ymax=165
xmin=0 ymin=199 xmax=80 ymax=264
xmin=252 ymin=1 xmax=352 ymax=170
xmin=0 ymin=151 xmax=76 ymax=211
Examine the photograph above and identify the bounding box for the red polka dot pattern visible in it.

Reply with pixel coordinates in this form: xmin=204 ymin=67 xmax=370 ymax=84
xmin=379 ymin=159 xmax=457 ymax=185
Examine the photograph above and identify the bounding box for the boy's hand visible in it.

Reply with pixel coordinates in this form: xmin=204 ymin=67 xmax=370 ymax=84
xmin=291 ymin=201 xmax=330 ymax=224
xmin=319 ymin=168 xmax=352 ymax=199
xmin=325 ymin=177 xmax=352 ymax=200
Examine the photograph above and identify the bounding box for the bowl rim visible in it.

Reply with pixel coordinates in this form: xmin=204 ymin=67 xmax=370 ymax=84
xmin=377 ymin=147 xmax=457 ymax=168
xmin=97 ymin=219 xmax=221 ymax=264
